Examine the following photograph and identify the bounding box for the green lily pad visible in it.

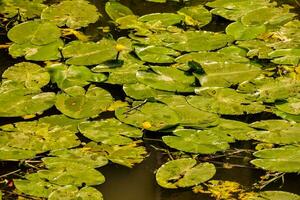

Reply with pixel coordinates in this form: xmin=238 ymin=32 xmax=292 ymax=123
xmin=187 ymin=87 xmax=265 ymax=115
xmin=248 ymin=120 xmax=300 ymax=144
xmin=251 ymin=145 xmax=300 ymax=172
xmin=48 ymin=186 xmax=103 ymax=200
xmin=105 ymin=1 xmax=133 ymax=21
xmin=156 ymin=95 xmax=219 ymax=128
xmin=39 ymin=114 xmax=84 ymax=132
xmin=0 ymin=0 xmax=46 ymax=19
xmin=276 ymin=96 xmax=300 ymax=115
xmin=178 ymin=5 xmax=211 ymax=27
xmin=9 ymin=39 xmax=64 ymax=61
xmin=241 ymin=6 xmax=296 ymax=27
xmin=135 ymin=45 xmax=179 ymax=63
xmin=0 ymin=121 xmax=80 ymax=159
xmin=268 ymin=49 xmax=300 ymax=66
xmin=7 ymin=20 xmax=61 ymax=45
xmin=136 ymin=66 xmax=195 ymax=92
xmin=0 ymin=81 xmax=56 ymax=117
xmin=43 ymin=148 xmax=108 ymax=168
xmin=55 ymin=85 xmax=113 ymax=119
xmin=41 ymin=0 xmax=100 ymax=29
xmin=115 ymin=102 xmax=179 ymax=131
xmin=78 ymin=118 xmax=142 ymax=145
xmin=194 ymin=62 xmax=262 ymax=87
xmin=62 ymin=39 xmax=118 ymax=66
xmin=37 ymin=163 xmax=105 ymax=186
xmin=14 ymin=174 xmax=59 ymax=198
xmin=238 ymin=77 xmax=300 ymax=103
xmin=47 ymin=63 xmax=107 ymax=90
xmin=206 ymin=0 xmax=276 ymax=21
xmin=156 ymin=158 xmax=216 ymax=188
xmin=161 ymin=31 xmax=233 ymax=52
xmin=2 ymin=62 xmax=50 ymax=89
xmin=226 ymin=21 xmax=266 ymax=40
xmin=162 ymin=129 xmax=230 ymax=154
xmin=249 ymin=191 xmax=300 ymax=200
xmin=139 ymin=13 xmax=184 ymax=27
xmin=123 ymin=83 xmax=171 ymax=100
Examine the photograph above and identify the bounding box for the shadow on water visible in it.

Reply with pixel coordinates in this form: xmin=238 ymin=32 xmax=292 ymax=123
xmin=0 ymin=0 xmax=300 ymax=199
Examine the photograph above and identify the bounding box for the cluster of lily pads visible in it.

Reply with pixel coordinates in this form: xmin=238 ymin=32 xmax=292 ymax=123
xmin=0 ymin=0 xmax=300 ymax=199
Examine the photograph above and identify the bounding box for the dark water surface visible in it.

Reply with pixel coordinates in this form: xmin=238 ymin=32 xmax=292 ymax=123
xmin=0 ymin=0 xmax=300 ymax=199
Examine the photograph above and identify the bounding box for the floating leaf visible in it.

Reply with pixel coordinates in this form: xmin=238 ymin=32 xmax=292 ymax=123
xmin=194 ymin=62 xmax=262 ymax=87
xmin=14 ymin=174 xmax=59 ymax=198
xmin=187 ymin=87 xmax=265 ymax=115
xmin=48 ymin=186 xmax=103 ymax=200
xmin=37 ymin=163 xmax=105 ymax=186
xmin=105 ymin=2 xmax=133 ymax=21
xmin=0 ymin=0 xmax=46 ymax=19
xmin=162 ymin=129 xmax=230 ymax=154
xmin=62 ymin=39 xmax=118 ymax=66
xmin=55 ymin=85 xmax=113 ymax=119
xmin=248 ymin=120 xmax=300 ymax=144
xmin=226 ymin=21 xmax=266 ymax=40
xmin=47 ymin=63 xmax=106 ymax=90
xmin=178 ymin=5 xmax=211 ymax=27
xmin=78 ymin=118 xmax=142 ymax=145
xmin=0 ymin=81 xmax=56 ymax=117
xmin=157 ymin=95 xmax=219 ymax=128
xmin=8 ymin=20 xmax=61 ymax=45
xmin=156 ymin=158 xmax=216 ymax=188
xmin=41 ymin=0 xmax=100 ymax=29
xmin=251 ymin=146 xmax=300 ymax=172
xmin=115 ymin=102 xmax=179 ymax=131
xmin=136 ymin=66 xmax=195 ymax=92
xmin=2 ymin=62 xmax=50 ymax=89
xmin=135 ymin=45 xmax=179 ymax=63
xmin=9 ymin=39 xmax=64 ymax=61
xmin=238 ymin=77 xmax=300 ymax=103
xmin=139 ymin=13 xmax=184 ymax=27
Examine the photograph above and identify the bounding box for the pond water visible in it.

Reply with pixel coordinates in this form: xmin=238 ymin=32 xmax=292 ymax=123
xmin=0 ymin=0 xmax=300 ymax=199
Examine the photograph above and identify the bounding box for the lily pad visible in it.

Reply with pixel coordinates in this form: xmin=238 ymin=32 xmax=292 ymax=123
xmin=62 ymin=39 xmax=118 ymax=66
xmin=251 ymin=145 xmax=300 ymax=172
xmin=0 ymin=0 xmax=46 ymax=19
xmin=187 ymin=87 xmax=265 ymax=115
xmin=9 ymin=39 xmax=64 ymax=61
xmin=226 ymin=21 xmax=266 ymax=40
xmin=8 ymin=20 xmax=61 ymax=45
xmin=249 ymin=191 xmax=300 ymax=200
xmin=193 ymin=62 xmax=262 ymax=87
xmin=78 ymin=118 xmax=142 ymax=145
xmin=14 ymin=174 xmax=59 ymax=198
xmin=2 ymin=62 xmax=50 ymax=89
xmin=178 ymin=5 xmax=211 ymax=27
xmin=43 ymin=147 xmax=108 ymax=169
xmin=162 ymin=129 xmax=230 ymax=154
xmin=238 ymin=77 xmax=300 ymax=103
xmin=37 ymin=163 xmax=105 ymax=186
xmin=139 ymin=13 xmax=184 ymax=27
xmin=136 ymin=66 xmax=195 ymax=92
xmin=55 ymin=85 xmax=113 ymax=119
xmin=48 ymin=186 xmax=103 ymax=200
xmin=156 ymin=95 xmax=219 ymax=128
xmin=41 ymin=0 xmax=100 ymax=29
xmin=47 ymin=63 xmax=107 ymax=90
xmin=105 ymin=2 xmax=133 ymax=21
xmin=0 ymin=81 xmax=56 ymax=117
xmin=135 ymin=45 xmax=179 ymax=63
xmin=156 ymin=158 xmax=216 ymax=188
xmin=115 ymin=102 xmax=179 ymax=131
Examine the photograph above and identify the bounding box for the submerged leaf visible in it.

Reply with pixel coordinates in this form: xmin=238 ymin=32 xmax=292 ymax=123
xmin=156 ymin=158 xmax=216 ymax=188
